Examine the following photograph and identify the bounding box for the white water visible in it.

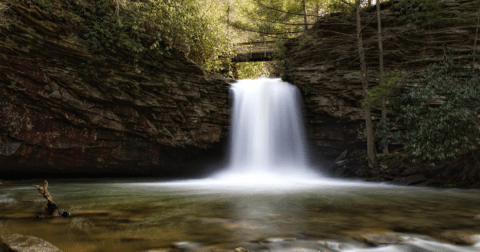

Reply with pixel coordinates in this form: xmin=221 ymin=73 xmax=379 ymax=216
xmin=118 ymin=78 xmax=480 ymax=251
xmin=136 ymin=77 xmax=371 ymax=190
xmin=212 ymin=78 xmax=321 ymax=183
xmin=139 ymin=77 xmax=376 ymax=189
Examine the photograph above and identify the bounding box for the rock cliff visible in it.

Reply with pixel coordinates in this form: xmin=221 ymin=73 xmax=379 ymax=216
xmin=285 ymin=0 xmax=479 ymax=166
xmin=0 ymin=2 xmax=231 ymax=178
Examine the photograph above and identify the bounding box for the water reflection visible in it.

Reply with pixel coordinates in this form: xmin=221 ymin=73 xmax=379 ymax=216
xmin=0 ymin=179 xmax=479 ymax=252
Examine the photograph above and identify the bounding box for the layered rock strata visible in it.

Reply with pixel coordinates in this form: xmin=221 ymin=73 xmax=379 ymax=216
xmin=285 ymin=0 xmax=479 ymax=165
xmin=0 ymin=2 xmax=231 ymax=178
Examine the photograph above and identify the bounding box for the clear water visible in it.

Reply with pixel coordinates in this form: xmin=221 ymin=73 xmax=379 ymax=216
xmin=0 ymin=179 xmax=479 ymax=252
xmin=1 ymin=78 xmax=479 ymax=251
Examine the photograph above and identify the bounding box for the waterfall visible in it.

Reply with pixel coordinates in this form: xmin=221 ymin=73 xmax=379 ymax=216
xmin=214 ymin=78 xmax=321 ymax=182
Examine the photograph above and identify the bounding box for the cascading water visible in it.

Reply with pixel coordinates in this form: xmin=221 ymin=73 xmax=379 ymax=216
xmin=108 ymin=78 xmax=480 ymax=252
xmin=213 ymin=77 xmax=321 ymax=183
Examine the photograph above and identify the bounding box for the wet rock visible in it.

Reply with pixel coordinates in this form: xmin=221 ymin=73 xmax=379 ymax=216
xmin=404 ymin=174 xmax=427 ymax=185
xmin=233 ymin=248 xmax=252 ymax=252
xmin=345 ymin=229 xmax=404 ymax=245
xmin=263 ymin=237 xmax=296 ymax=243
xmin=381 ymin=174 xmax=395 ymax=181
xmin=437 ymin=230 xmax=480 ymax=245
xmin=69 ymin=217 xmax=94 ymax=234
xmin=143 ymin=249 xmax=173 ymax=252
xmin=334 ymin=167 xmax=347 ymax=177
xmin=401 ymin=168 xmax=417 ymax=177
xmin=234 ymin=243 xmax=269 ymax=252
xmin=393 ymin=174 xmax=427 ymax=185
xmin=330 ymin=150 xmax=368 ymax=178
xmin=261 ymin=240 xmax=336 ymax=252
xmin=317 ymin=240 xmax=361 ymax=251
xmin=0 ymin=233 xmax=62 ymax=252
xmin=173 ymin=241 xmax=202 ymax=252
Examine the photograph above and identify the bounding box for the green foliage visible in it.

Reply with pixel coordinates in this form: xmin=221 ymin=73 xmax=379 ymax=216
xmin=236 ymin=62 xmax=270 ymax=79
xmin=392 ymin=60 xmax=480 ymax=161
xmin=365 ymin=70 xmax=404 ymax=108
xmin=375 ymin=118 xmax=391 ymax=148
xmin=368 ymin=71 xmax=405 ymax=150
xmin=33 ymin=0 xmax=232 ymax=74
xmin=272 ymin=39 xmax=292 ymax=74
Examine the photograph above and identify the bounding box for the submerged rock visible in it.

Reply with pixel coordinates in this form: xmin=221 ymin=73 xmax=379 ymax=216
xmin=173 ymin=241 xmax=202 ymax=252
xmin=233 ymin=248 xmax=252 ymax=252
xmin=436 ymin=230 xmax=480 ymax=245
xmin=345 ymin=229 xmax=404 ymax=245
xmin=0 ymin=234 xmax=62 ymax=252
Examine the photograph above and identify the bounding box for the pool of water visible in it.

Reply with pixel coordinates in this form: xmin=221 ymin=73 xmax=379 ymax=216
xmin=1 ymin=178 xmax=479 ymax=252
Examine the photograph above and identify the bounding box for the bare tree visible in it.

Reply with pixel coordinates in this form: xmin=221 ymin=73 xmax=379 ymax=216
xmin=302 ymin=0 xmax=308 ymax=30
xmin=376 ymin=0 xmax=387 ymax=154
xmin=474 ymin=6 xmax=480 ymax=74
xmin=340 ymin=0 xmax=375 ymax=165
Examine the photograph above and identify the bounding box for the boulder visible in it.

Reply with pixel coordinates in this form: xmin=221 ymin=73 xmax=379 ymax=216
xmin=436 ymin=230 xmax=480 ymax=245
xmin=0 ymin=234 xmax=62 ymax=252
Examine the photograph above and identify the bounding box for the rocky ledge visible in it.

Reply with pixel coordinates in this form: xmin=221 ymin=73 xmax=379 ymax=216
xmin=0 ymin=1 xmax=231 ymax=178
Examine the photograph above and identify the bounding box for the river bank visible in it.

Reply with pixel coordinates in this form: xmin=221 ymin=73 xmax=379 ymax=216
xmin=328 ymin=149 xmax=480 ymax=189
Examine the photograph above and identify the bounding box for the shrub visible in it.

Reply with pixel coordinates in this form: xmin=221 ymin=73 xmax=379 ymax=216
xmin=392 ymin=59 xmax=480 ymax=161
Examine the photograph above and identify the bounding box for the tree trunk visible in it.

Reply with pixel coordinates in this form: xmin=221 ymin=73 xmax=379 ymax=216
xmin=376 ymin=0 xmax=387 ymax=154
xmin=474 ymin=7 xmax=480 ymax=74
xmin=302 ymin=0 xmax=308 ymax=30
xmin=355 ymin=0 xmax=375 ymax=165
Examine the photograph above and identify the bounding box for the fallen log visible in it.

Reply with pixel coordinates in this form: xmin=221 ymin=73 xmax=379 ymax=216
xmin=33 ymin=180 xmax=70 ymax=218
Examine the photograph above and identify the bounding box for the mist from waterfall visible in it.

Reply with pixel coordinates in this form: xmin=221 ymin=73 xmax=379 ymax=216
xmin=213 ymin=77 xmax=321 ymax=183
xmin=154 ymin=77 xmax=374 ymax=189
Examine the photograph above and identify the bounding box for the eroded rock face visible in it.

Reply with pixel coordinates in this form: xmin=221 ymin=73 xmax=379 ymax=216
xmin=285 ymin=0 xmax=479 ymax=163
xmin=0 ymin=2 xmax=231 ymax=178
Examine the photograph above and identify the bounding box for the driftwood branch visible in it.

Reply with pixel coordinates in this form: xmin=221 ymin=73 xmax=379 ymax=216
xmin=33 ymin=180 xmax=55 ymax=205
xmin=33 ymin=180 xmax=70 ymax=218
